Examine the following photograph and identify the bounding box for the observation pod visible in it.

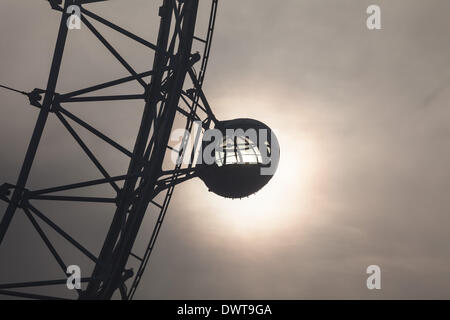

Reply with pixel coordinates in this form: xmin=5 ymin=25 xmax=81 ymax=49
xmin=197 ymin=118 xmax=280 ymax=199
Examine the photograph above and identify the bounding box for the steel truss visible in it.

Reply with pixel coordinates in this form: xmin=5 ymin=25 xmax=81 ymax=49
xmin=0 ymin=0 xmax=219 ymax=299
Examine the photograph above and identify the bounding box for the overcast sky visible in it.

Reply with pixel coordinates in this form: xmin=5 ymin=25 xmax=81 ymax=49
xmin=1 ymin=0 xmax=450 ymax=299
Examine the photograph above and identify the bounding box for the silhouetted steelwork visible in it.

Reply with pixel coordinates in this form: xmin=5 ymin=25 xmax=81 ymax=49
xmin=0 ymin=0 xmax=277 ymax=300
xmin=0 ymin=0 xmax=216 ymax=300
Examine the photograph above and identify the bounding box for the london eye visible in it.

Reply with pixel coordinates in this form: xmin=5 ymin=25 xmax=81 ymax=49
xmin=0 ymin=0 xmax=279 ymax=300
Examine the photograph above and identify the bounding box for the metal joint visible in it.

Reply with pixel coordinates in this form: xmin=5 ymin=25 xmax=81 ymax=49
xmin=158 ymin=4 xmax=171 ymax=18
xmin=27 ymin=88 xmax=45 ymax=108
xmin=50 ymin=94 xmax=62 ymax=113
xmin=47 ymin=0 xmax=63 ymax=10
xmin=0 ymin=184 xmax=13 ymax=198
xmin=1 ymin=185 xmax=29 ymax=208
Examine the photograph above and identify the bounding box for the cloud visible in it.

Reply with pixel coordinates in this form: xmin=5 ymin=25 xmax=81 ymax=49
xmin=1 ymin=0 xmax=450 ymax=299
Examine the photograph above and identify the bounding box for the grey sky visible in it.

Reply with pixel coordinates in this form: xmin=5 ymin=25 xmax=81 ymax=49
xmin=1 ymin=0 xmax=450 ymax=299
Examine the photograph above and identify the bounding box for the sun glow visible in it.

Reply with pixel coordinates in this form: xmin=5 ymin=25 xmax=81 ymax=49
xmin=201 ymin=131 xmax=321 ymax=239
xmin=177 ymin=90 xmax=326 ymax=243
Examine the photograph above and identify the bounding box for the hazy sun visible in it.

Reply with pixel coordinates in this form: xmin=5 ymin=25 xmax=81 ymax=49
xmin=202 ymin=131 xmax=321 ymax=239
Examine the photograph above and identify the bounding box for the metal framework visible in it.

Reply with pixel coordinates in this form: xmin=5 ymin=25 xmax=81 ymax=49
xmin=0 ymin=0 xmax=219 ymax=299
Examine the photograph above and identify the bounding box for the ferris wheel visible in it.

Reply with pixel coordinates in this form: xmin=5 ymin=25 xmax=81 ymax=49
xmin=0 ymin=0 xmax=279 ymax=300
